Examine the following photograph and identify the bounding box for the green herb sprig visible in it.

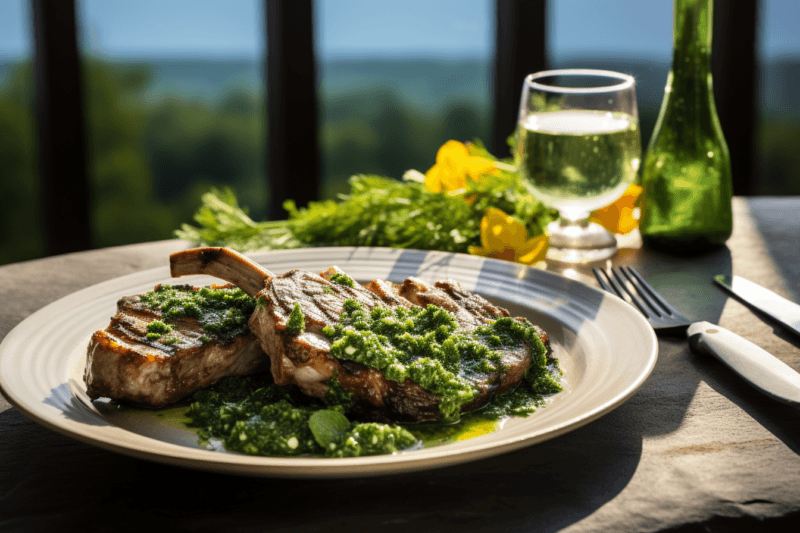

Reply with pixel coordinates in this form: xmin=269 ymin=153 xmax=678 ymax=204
xmin=176 ymin=143 xmax=555 ymax=254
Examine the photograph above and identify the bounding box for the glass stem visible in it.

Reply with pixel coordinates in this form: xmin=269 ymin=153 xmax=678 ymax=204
xmin=559 ymin=213 xmax=591 ymax=226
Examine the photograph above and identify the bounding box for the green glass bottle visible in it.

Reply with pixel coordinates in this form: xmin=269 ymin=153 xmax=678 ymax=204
xmin=640 ymin=0 xmax=733 ymax=253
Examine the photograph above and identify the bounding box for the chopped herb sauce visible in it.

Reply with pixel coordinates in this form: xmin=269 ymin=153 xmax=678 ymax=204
xmin=321 ymin=299 xmax=559 ymax=422
xmin=145 ymin=319 xmax=173 ymax=340
xmin=185 ymin=375 xmax=416 ymax=458
xmin=139 ymin=284 xmax=255 ymax=343
xmin=183 ymin=365 xmax=561 ymax=459
xmin=331 ymin=422 xmax=417 ymax=457
xmin=329 ymin=272 xmax=355 ymax=287
xmin=286 ymin=302 xmax=305 ymax=335
xmin=180 ymin=300 xmax=562 ymax=459
xmin=322 ymin=372 xmax=354 ymax=407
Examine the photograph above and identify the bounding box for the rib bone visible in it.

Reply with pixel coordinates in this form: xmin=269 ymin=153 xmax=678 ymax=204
xmin=170 ymin=247 xmax=274 ymax=297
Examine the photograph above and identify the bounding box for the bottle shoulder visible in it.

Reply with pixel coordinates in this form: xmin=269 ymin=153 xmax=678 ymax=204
xmin=646 ymin=93 xmax=730 ymax=164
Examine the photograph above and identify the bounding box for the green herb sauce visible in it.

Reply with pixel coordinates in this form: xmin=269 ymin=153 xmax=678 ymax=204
xmin=329 ymin=272 xmax=355 ymax=287
xmin=183 ymin=365 xmax=561 ymax=459
xmin=322 ymin=372 xmax=354 ymax=407
xmin=185 ymin=375 xmax=416 ymax=458
xmin=286 ymin=302 xmax=305 ymax=335
xmin=331 ymin=422 xmax=417 ymax=457
xmin=321 ymin=299 xmax=559 ymax=422
xmin=181 ymin=301 xmax=562 ymax=458
xmin=139 ymin=284 xmax=256 ymax=343
xmin=145 ymin=319 xmax=173 ymax=340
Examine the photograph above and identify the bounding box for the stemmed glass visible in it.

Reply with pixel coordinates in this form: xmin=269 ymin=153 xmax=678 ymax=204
xmin=516 ymin=69 xmax=641 ymax=263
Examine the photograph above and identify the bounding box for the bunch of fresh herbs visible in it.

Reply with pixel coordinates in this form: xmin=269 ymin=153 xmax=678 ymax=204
xmin=176 ymin=145 xmax=555 ymax=254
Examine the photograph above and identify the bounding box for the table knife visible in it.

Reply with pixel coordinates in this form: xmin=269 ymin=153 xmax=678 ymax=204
xmin=687 ymin=322 xmax=800 ymax=407
xmin=714 ymin=275 xmax=800 ymax=338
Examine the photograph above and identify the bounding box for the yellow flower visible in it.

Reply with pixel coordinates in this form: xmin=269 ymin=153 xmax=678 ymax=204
xmin=469 ymin=208 xmax=549 ymax=265
xmin=425 ymin=140 xmax=498 ymax=194
xmin=589 ymin=184 xmax=643 ymax=234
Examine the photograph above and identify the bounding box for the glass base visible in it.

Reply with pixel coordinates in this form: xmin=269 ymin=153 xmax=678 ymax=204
xmin=545 ymin=219 xmax=617 ymax=263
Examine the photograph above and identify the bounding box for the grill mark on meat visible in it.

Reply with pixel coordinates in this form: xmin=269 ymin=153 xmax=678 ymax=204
xmin=265 ymin=269 xmax=386 ymax=332
xmin=170 ymin=247 xmax=551 ymax=423
xmin=397 ymin=277 xmax=510 ymax=331
xmin=84 ymin=286 xmax=267 ymax=407
xmin=109 ymin=297 xmax=207 ymax=351
xmin=434 ymin=280 xmax=511 ymax=321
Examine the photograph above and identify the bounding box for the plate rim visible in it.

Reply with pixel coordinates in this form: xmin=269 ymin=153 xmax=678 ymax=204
xmin=0 ymin=246 xmax=658 ymax=477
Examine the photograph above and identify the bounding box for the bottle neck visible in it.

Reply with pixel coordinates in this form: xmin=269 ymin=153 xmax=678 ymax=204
xmin=671 ymin=0 xmax=713 ymax=79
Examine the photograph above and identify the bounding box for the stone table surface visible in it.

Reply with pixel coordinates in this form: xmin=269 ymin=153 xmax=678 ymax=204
xmin=1 ymin=197 xmax=799 ymax=532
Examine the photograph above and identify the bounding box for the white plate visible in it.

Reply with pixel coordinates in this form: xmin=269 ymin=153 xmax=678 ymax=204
xmin=0 ymin=247 xmax=657 ymax=478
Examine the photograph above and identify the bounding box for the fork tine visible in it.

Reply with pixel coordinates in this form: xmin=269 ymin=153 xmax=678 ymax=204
xmin=593 ymin=268 xmax=651 ymax=316
xmin=610 ymin=267 xmax=659 ymax=317
xmin=592 ymin=268 xmax=618 ymax=296
xmin=594 ymin=265 xmax=691 ymax=332
xmin=623 ymin=266 xmax=684 ymax=317
xmin=614 ymin=267 xmax=667 ymax=317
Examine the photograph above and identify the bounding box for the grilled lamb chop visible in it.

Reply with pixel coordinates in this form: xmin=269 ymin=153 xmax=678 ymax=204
xmin=170 ymin=247 xmax=550 ymax=423
xmin=84 ymin=285 xmax=266 ymax=407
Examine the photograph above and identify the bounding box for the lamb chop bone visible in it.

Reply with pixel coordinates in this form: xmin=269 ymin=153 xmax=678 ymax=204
xmin=170 ymin=247 xmax=274 ymax=298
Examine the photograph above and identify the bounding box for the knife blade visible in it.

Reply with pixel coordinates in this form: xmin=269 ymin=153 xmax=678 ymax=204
xmin=714 ymin=275 xmax=800 ymax=338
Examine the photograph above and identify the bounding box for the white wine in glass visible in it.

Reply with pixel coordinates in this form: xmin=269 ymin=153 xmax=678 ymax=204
xmin=516 ymin=70 xmax=641 ymax=263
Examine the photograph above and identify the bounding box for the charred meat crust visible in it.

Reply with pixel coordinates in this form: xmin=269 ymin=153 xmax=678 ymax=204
xmin=168 ymin=247 xmax=551 ymax=423
xmin=199 ymin=248 xmax=222 ymax=265
xmin=250 ymin=269 xmax=545 ymax=423
xmin=84 ymin=289 xmax=267 ymax=407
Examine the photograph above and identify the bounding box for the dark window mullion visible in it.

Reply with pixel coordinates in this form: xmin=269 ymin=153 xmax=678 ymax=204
xmin=712 ymin=0 xmax=759 ymax=196
xmin=493 ymin=0 xmax=547 ymax=158
xmin=265 ymin=0 xmax=320 ymax=220
xmin=32 ymin=0 xmax=92 ymax=255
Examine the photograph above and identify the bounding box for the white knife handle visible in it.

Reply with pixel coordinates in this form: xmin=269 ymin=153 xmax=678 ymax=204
xmin=687 ymin=321 xmax=800 ymax=407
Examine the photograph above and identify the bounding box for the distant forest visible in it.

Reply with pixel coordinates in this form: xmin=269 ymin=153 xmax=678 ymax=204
xmin=0 ymin=57 xmax=798 ymax=264
xmin=0 ymin=58 xmax=494 ymax=264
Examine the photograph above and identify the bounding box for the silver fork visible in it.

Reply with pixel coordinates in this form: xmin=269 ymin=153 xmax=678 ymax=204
xmin=593 ymin=266 xmax=800 ymax=407
xmin=593 ymin=265 xmax=691 ymax=334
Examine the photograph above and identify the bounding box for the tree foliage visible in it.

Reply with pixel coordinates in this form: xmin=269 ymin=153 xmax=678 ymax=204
xmin=0 ymin=58 xmax=496 ymax=265
xmin=8 ymin=57 xmax=797 ymax=265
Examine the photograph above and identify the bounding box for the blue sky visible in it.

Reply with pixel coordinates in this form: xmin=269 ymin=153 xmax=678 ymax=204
xmin=0 ymin=0 xmax=798 ymax=61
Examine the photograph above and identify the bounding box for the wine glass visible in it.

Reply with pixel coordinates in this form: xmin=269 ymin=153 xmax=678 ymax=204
xmin=516 ymin=69 xmax=641 ymax=263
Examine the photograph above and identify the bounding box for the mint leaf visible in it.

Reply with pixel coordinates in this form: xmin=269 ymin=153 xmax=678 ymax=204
xmin=308 ymin=409 xmax=350 ymax=449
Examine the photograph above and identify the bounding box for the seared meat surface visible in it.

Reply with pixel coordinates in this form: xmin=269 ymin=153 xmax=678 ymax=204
xmin=84 ymin=286 xmax=266 ymax=407
xmin=170 ymin=248 xmax=551 ymax=423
